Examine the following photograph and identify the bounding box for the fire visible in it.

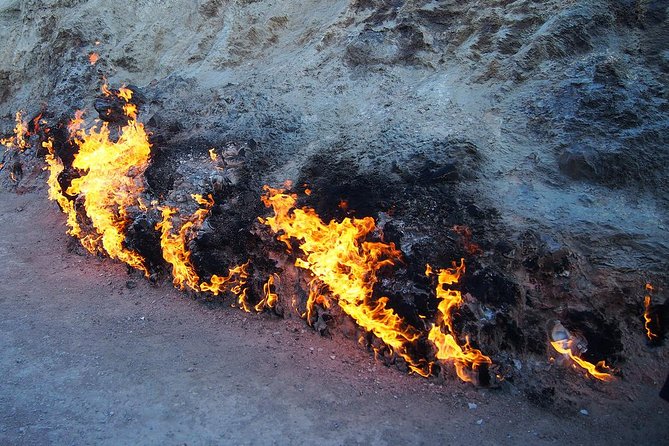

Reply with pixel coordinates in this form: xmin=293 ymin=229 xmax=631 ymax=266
xmin=1 ymin=111 xmax=29 ymax=151
xmin=156 ymin=193 xmax=250 ymax=302
xmin=643 ymin=283 xmax=659 ymax=341
xmin=89 ymin=52 xmax=99 ymax=65
xmin=117 ymin=86 xmax=133 ymax=102
xmin=260 ymin=186 xmax=430 ymax=376
xmin=200 ymin=261 xmax=251 ymax=309
xmin=426 ymin=261 xmax=492 ymax=383
xmin=208 ymin=148 xmax=218 ymax=161
xmin=156 ymin=194 xmax=214 ymax=291
xmin=550 ymin=322 xmax=613 ymax=381
xmin=45 ymin=87 xmax=151 ymax=275
xmin=255 ymin=274 xmax=279 ymax=312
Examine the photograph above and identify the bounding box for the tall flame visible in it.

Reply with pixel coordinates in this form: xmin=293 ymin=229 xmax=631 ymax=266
xmin=260 ymin=186 xmax=430 ymax=376
xmin=44 ymin=88 xmax=150 ymax=275
xmin=426 ymin=261 xmax=492 ymax=383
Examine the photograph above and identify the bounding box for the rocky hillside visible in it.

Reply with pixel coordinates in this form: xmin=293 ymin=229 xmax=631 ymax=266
xmin=1 ymin=0 xmax=668 ymax=408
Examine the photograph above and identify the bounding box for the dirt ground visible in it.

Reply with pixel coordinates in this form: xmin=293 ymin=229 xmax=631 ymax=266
xmin=0 ymin=189 xmax=666 ymax=445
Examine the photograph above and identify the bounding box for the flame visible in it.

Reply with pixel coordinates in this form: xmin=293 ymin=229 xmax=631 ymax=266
xmin=255 ymin=274 xmax=279 ymax=312
xmin=208 ymin=148 xmax=218 ymax=161
xmin=200 ymin=261 xmax=251 ymax=308
xmin=156 ymin=194 xmax=214 ymax=290
xmin=550 ymin=338 xmax=614 ymax=382
xmin=644 ymin=283 xmax=659 ymax=341
xmin=43 ymin=140 xmax=82 ymax=237
xmin=67 ymin=110 xmax=85 ymax=133
xmin=1 ymin=111 xmax=29 ymax=151
xmin=89 ymin=52 xmax=99 ymax=65
xmin=260 ymin=186 xmax=430 ymax=376
xmin=426 ymin=260 xmax=492 ymax=383
xmin=117 ymin=86 xmax=133 ymax=102
xmin=157 ymin=194 xmax=251 ymax=301
xmin=44 ymin=86 xmax=151 ymax=275
xmin=101 ymin=81 xmax=112 ymax=97
xmin=453 ymin=225 xmax=482 ymax=255
xmin=123 ymin=103 xmax=138 ymax=120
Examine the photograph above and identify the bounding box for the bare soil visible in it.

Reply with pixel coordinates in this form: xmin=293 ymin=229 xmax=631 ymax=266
xmin=1 ymin=188 xmax=667 ymax=445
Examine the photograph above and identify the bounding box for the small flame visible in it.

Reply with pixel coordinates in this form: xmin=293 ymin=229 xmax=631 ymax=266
xmin=200 ymin=261 xmax=251 ymax=305
xmin=123 ymin=103 xmax=138 ymax=120
xmin=550 ymin=338 xmax=614 ymax=382
xmin=101 ymin=81 xmax=112 ymax=97
xmin=1 ymin=111 xmax=29 ymax=151
xmin=426 ymin=260 xmax=492 ymax=383
xmin=208 ymin=148 xmax=218 ymax=161
xmin=549 ymin=321 xmax=613 ymax=381
xmin=255 ymin=274 xmax=279 ymax=312
xmin=643 ymin=283 xmax=659 ymax=341
xmin=156 ymin=194 xmax=250 ymax=301
xmin=89 ymin=52 xmax=99 ymax=65
xmin=118 ymin=86 xmax=133 ymax=102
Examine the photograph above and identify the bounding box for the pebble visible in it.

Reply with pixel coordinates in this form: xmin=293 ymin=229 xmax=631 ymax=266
xmin=580 ymin=409 xmax=589 ymax=416
xmin=476 ymin=419 xmax=483 ymax=425
xmin=330 ymin=355 xmax=336 ymax=360
xmin=468 ymin=402 xmax=478 ymax=410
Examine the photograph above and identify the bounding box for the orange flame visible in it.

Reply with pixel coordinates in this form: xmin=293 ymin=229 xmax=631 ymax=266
xmin=644 ymin=283 xmax=659 ymax=341
xmin=550 ymin=338 xmax=614 ymax=382
xmin=260 ymin=186 xmax=430 ymax=376
xmin=200 ymin=261 xmax=251 ymax=308
xmin=156 ymin=194 xmax=250 ymax=301
xmin=426 ymin=260 xmax=492 ymax=383
xmin=1 ymin=111 xmax=29 ymax=151
xmin=89 ymin=52 xmax=99 ymax=65
xmin=43 ymin=139 xmax=82 ymax=238
xmin=255 ymin=274 xmax=279 ymax=312
xmin=156 ymin=194 xmax=214 ymax=290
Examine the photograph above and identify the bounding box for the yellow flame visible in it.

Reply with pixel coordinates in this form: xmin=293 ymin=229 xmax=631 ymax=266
xmin=255 ymin=274 xmax=279 ymax=312
xmin=260 ymin=186 xmax=430 ymax=376
xmin=43 ymin=140 xmax=83 ymax=238
xmin=156 ymin=194 xmax=214 ymax=290
xmin=1 ymin=111 xmax=29 ymax=151
xmin=208 ymin=148 xmax=218 ymax=161
xmin=65 ymin=115 xmax=151 ymax=274
xmin=550 ymin=339 xmax=614 ymax=382
xmin=200 ymin=261 xmax=251 ymax=304
xmin=426 ymin=260 xmax=492 ymax=383
xmin=43 ymin=88 xmax=151 ymax=275
xmin=118 ymin=86 xmax=133 ymax=102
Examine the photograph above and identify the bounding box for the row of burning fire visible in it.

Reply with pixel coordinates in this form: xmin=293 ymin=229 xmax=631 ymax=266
xmin=1 ymin=84 xmax=660 ymax=385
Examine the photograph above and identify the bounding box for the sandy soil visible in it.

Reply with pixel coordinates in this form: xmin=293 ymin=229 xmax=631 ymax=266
xmin=1 ymin=188 xmax=667 ymax=445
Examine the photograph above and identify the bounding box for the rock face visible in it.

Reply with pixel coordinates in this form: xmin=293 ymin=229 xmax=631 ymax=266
xmin=1 ymin=0 xmax=668 ymax=406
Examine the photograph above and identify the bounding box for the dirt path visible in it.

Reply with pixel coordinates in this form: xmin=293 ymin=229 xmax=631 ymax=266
xmin=0 ymin=189 xmax=666 ymax=445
